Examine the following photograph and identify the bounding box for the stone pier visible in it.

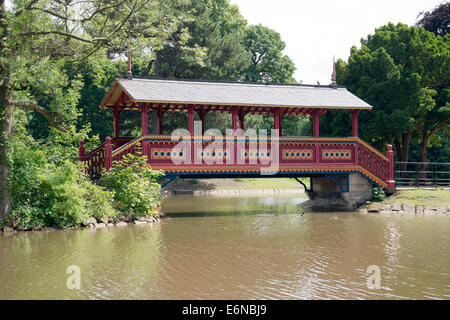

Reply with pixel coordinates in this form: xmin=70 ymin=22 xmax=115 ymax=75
xmin=305 ymin=173 xmax=372 ymax=212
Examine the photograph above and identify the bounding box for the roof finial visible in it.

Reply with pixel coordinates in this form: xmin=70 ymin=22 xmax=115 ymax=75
xmin=332 ymin=55 xmax=337 ymax=88
xmin=127 ymin=52 xmax=133 ymax=80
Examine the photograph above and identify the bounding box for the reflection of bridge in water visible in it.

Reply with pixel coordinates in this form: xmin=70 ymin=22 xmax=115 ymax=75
xmin=79 ymin=77 xmax=396 ymax=211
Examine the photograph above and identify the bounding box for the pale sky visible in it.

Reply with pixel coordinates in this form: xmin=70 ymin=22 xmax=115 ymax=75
xmin=230 ymin=0 xmax=443 ymax=85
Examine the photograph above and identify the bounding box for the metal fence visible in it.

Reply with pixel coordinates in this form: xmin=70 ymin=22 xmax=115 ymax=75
xmin=394 ymin=162 xmax=450 ymax=188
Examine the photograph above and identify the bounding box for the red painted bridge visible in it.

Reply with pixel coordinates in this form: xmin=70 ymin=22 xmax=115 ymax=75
xmin=79 ymin=77 xmax=396 ymax=190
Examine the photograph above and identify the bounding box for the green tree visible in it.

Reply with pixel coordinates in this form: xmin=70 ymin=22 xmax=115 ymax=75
xmin=242 ymin=24 xmax=296 ymax=83
xmin=0 ymin=0 xmax=180 ymax=220
xmin=332 ymin=23 xmax=449 ymax=164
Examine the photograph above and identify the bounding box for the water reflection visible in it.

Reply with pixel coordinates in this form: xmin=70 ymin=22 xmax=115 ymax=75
xmin=0 ymin=194 xmax=449 ymax=300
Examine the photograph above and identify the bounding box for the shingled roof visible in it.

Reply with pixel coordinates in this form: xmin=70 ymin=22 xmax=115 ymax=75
xmin=100 ymin=78 xmax=373 ymax=110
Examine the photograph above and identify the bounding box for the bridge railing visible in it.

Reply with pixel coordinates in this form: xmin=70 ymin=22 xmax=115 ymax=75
xmin=82 ymin=135 xmax=393 ymax=188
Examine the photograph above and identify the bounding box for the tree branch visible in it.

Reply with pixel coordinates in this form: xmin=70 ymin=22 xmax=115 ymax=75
xmin=16 ymin=30 xmax=108 ymax=43
xmin=11 ymin=102 xmax=70 ymax=132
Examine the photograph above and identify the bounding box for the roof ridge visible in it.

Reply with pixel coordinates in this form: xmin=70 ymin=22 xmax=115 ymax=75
xmin=118 ymin=76 xmax=347 ymax=89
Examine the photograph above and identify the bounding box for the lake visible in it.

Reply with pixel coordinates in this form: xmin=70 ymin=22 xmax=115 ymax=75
xmin=0 ymin=193 xmax=448 ymax=299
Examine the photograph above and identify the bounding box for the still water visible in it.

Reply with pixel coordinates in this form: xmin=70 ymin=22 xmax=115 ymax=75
xmin=0 ymin=194 xmax=449 ymax=299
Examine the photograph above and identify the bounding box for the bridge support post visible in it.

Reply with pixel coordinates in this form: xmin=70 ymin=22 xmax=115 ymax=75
xmin=303 ymin=173 xmax=372 ymax=212
xmin=105 ymin=137 xmax=112 ymax=171
xmin=386 ymin=144 xmax=395 ymax=190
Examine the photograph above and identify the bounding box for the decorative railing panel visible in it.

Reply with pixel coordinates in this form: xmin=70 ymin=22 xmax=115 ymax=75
xmin=357 ymin=140 xmax=389 ymax=184
xmin=83 ymin=135 xmax=392 ymax=187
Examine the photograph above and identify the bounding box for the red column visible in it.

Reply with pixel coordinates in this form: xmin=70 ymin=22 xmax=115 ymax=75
xmin=188 ymin=106 xmax=194 ymax=135
xmin=273 ymin=109 xmax=281 ymax=136
xmin=199 ymin=110 xmax=206 ymax=135
xmin=141 ymin=105 xmax=148 ymax=135
xmin=312 ymin=109 xmax=319 ymax=137
xmin=232 ymin=107 xmax=238 ymax=134
xmin=157 ymin=108 xmax=164 ymax=134
xmin=238 ymin=111 xmax=245 ymax=130
xmin=104 ymin=137 xmax=112 ymax=171
xmin=312 ymin=109 xmax=320 ymax=163
xmin=78 ymin=140 xmax=85 ymax=162
xmin=113 ymin=106 xmax=120 ymax=138
xmin=386 ymin=144 xmax=396 ymax=189
xmin=113 ymin=106 xmax=120 ymax=149
xmin=279 ymin=110 xmax=283 ymax=136
xmin=351 ymin=110 xmax=360 ymax=137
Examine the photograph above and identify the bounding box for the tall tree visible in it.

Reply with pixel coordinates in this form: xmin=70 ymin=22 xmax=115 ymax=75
xmin=242 ymin=24 xmax=296 ymax=83
xmin=416 ymin=2 xmax=450 ymax=36
xmin=0 ymin=0 xmax=179 ymax=219
xmin=333 ymin=23 xmax=449 ymax=165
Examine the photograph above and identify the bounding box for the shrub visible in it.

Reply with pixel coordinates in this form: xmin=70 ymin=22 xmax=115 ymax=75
xmin=371 ymin=186 xmax=386 ymax=202
xmin=100 ymin=154 xmax=164 ymax=217
xmin=5 ymin=142 xmax=118 ymax=230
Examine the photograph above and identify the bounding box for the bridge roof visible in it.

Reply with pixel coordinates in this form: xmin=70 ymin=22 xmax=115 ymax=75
xmin=100 ymin=78 xmax=373 ymax=112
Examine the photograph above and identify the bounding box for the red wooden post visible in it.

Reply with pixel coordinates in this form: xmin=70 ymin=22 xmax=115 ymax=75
xmin=141 ymin=105 xmax=148 ymax=135
xmin=113 ymin=106 xmax=120 ymax=149
xmin=312 ymin=109 xmax=319 ymax=137
xmin=232 ymin=107 xmax=238 ymax=134
xmin=113 ymin=106 xmax=120 ymax=138
xmin=279 ymin=110 xmax=283 ymax=136
xmin=188 ymin=106 xmax=194 ymax=136
xmin=238 ymin=111 xmax=245 ymax=130
xmin=141 ymin=105 xmax=148 ymax=159
xmin=157 ymin=108 xmax=164 ymax=134
xmin=386 ymin=144 xmax=395 ymax=189
xmin=199 ymin=110 xmax=206 ymax=135
xmin=312 ymin=109 xmax=320 ymax=163
xmin=351 ymin=109 xmax=360 ymax=137
xmin=273 ymin=109 xmax=282 ymax=136
xmin=105 ymin=137 xmax=112 ymax=171
xmin=78 ymin=140 xmax=85 ymax=162
xmin=188 ymin=106 xmax=194 ymax=164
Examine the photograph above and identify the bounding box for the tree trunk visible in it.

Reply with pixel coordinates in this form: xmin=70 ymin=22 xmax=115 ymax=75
xmin=0 ymin=0 xmax=12 ymax=221
xmin=393 ymin=138 xmax=402 ymax=162
xmin=399 ymin=130 xmax=411 ymax=181
xmin=401 ymin=131 xmax=410 ymax=163
xmin=0 ymin=74 xmax=12 ymax=221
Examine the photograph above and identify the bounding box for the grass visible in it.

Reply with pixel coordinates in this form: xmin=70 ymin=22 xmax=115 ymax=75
xmin=383 ymin=189 xmax=450 ymax=207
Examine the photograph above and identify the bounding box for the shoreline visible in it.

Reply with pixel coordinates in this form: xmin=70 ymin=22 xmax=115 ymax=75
xmin=1 ymin=214 xmax=161 ymax=234
xmin=358 ymin=202 xmax=450 ymax=216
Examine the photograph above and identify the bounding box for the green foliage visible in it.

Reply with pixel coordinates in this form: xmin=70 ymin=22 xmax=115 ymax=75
xmin=242 ymin=24 xmax=296 ymax=83
xmin=100 ymin=154 xmax=164 ymax=217
xmin=371 ymin=186 xmax=386 ymax=202
xmin=331 ymin=23 xmax=449 ymax=162
xmin=5 ymin=141 xmax=118 ymax=230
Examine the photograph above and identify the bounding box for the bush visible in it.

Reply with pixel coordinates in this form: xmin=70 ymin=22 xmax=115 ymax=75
xmin=5 ymin=142 xmax=118 ymax=230
xmin=371 ymin=186 xmax=386 ymax=202
xmin=100 ymin=154 xmax=164 ymax=217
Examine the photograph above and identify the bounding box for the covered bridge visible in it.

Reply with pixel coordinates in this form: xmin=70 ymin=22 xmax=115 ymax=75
xmin=79 ymin=77 xmax=395 ymax=211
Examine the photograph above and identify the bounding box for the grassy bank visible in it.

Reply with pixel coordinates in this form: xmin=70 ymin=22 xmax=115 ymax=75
xmin=381 ymin=189 xmax=450 ymax=207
